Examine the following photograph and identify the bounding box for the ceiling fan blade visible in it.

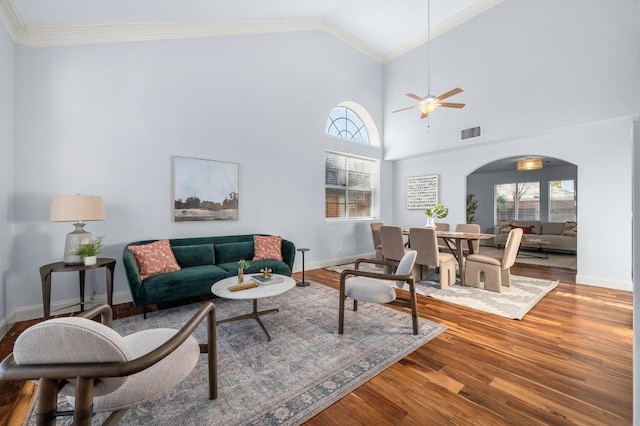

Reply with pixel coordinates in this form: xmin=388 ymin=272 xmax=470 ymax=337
xmin=440 ymin=102 xmax=465 ymax=108
xmin=420 ymin=112 xmax=429 ymax=119
xmin=436 ymin=87 xmax=463 ymax=101
xmin=392 ymin=105 xmax=419 ymax=113
xmin=406 ymin=93 xmax=425 ymax=102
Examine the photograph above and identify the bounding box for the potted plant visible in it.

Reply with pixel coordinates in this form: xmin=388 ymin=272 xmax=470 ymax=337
xmin=73 ymin=236 xmax=104 ymax=266
xmin=424 ymin=205 xmax=449 ymax=228
xmin=237 ymin=259 xmax=250 ymax=283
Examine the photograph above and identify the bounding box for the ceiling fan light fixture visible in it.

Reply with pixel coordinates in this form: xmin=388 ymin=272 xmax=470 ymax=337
xmin=420 ymin=103 xmax=440 ymax=114
xmin=517 ymin=157 xmax=544 ymax=171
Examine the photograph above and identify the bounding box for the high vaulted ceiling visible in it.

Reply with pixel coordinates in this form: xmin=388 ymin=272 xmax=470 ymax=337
xmin=1 ymin=0 xmax=502 ymax=62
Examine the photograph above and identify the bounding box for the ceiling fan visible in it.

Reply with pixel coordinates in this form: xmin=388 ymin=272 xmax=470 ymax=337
xmin=392 ymin=0 xmax=465 ymax=120
xmin=393 ymin=88 xmax=465 ymax=119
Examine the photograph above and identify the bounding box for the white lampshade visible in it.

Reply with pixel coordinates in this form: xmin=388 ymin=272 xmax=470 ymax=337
xmin=50 ymin=195 xmax=105 ymax=222
xmin=50 ymin=195 xmax=105 ymax=264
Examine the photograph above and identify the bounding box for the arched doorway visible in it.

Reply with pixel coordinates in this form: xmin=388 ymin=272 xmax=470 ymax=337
xmin=466 ymin=155 xmax=577 ymax=268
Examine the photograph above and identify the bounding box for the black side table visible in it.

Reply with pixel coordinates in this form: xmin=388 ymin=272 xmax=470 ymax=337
xmin=296 ymin=248 xmax=310 ymax=287
xmin=39 ymin=258 xmax=116 ymax=319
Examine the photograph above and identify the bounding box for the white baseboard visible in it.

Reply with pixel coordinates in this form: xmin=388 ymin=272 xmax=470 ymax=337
xmin=575 ymin=274 xmax=633 ymax=292
xmin=13 ymin=290 xmax=133 ymax=323
xmin=295 ymin=252 xmax=373 ymax=273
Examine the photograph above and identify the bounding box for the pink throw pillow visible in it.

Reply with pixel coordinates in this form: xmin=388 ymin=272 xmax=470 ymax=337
xmin=253 ymin=236 xmax=283 ymax=261
xmin=128 ymin=240 xmax=181 ymax=280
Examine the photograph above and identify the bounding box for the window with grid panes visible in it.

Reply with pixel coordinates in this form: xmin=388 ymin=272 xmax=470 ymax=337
xmin=495 ymin=181 xmax=540 ymax=222
xmin=325 ymin=152 xmax=374 ymax=219
xmin=549 ymin=179 xmax=576 ymax=221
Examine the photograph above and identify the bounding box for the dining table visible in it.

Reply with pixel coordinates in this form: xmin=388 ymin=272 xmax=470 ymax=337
xmin=403 ymin=229 xmax=495 ymax=285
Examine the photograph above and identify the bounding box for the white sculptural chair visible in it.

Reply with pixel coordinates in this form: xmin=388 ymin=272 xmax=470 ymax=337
xmin=338 ymin=251 xmax=419 ymax=335
xmin=0 ymin=303 xmax=217 ymax=426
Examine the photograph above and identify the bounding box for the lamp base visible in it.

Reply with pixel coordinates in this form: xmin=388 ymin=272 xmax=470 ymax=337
xmin=63 ymin=223 xmax=93 ymax=264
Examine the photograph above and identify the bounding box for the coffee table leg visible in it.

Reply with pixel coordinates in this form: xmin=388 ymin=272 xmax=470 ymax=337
xmin=216 ymin=299 xmax=279 ymax=341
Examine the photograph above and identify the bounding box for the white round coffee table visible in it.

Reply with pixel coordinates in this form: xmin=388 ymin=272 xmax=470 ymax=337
xmin=211 ymin=274 xmax=296 ymax=341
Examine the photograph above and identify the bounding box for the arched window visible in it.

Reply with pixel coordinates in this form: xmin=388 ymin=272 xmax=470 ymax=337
xmin=326 ymin=106 xmax=370 ymax=144
xmin=324 ymin=101 xmax=380 ymax=147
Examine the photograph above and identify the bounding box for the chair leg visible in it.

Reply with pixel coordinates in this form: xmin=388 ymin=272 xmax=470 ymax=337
xmin=484 ymin=268 xmax=502 ymax=293
xmin=501 ymin=268 xmax=512 ymax=287
xmin=73 ymin=377 xmax=94 ymax=426
xmin=35 ymin=378 xmax=58 ymax=426
xmin=206 ymin=308 xmax=218 ymax=400
xmin=338 ymin=284 xmax=346 ymax=334
xmin=409 ymin=286 xmax=419 ymax=335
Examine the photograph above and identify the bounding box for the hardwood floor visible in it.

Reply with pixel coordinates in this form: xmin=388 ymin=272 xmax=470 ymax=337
xmin=0 ymin=264 xmax=632 ymax=425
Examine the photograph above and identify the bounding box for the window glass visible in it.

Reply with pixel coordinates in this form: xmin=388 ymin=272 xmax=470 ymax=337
xmin=495 ymin=182 xmax=540 ymax=222
xmin=325 ymin=107 xmax=370 ymax=144
xmin=325 ymin=152 xmax=374 ymax=219
xmin=549 ymin=180 xmax=576 ymax=221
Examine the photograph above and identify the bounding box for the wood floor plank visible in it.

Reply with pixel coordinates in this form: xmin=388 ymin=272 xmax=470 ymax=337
xmin=0 ymin=263 xmax=632 ymax=425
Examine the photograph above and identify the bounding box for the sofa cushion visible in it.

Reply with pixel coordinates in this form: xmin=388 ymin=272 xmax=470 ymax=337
xmin=562 ymin=221 xmax=578 ymax=237
xmin=172 ymin=244 xmax=215 ymax=268
xmin=541 ymin=222 xmax=566 ymax=235
xmin=217 ymin=260 xmax=291 ymax=276
xmin=253 ymin=235 xmax=283 ymax=261
xmin=128 ymin=240 xmax=181 ymax=280
xmin=141 ymin=265 xmax=229 ymax=302
xmin=214 ymin=241 xmax=254 ymax=264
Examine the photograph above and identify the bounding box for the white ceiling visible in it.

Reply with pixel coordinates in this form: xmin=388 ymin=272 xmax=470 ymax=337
xmin=2 ymin=0 xmax=502 ymax=62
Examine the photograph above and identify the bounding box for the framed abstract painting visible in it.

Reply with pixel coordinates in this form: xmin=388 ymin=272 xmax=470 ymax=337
xmin=173 ymin=156 xmax=239 ymax=221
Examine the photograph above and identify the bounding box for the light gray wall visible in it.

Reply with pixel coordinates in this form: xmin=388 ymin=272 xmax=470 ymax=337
xmin=10 ymin=30 xmax=388 ymax=318
xmin=383 ymin=0 xmax=640 ymax=161
xmin=0 ymin=21 xmax=14 ymax=330
xmin=383 ymin=0 xmax=638 ymax=292
xmin=390 ymin=120 xmax=633 ymax=291
xmin=467 ymin=164 xmax=578 ymax=234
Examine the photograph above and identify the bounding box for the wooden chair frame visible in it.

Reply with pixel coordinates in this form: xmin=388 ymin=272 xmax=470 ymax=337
xmin=0 ymin=303 xmax=217 ymax=426
xmin=338 ymin=257 xmax=419 ymax=335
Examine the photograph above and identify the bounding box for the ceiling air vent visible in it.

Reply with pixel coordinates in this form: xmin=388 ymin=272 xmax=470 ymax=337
xmin=461 ymin=125 xmax=482 ymax=141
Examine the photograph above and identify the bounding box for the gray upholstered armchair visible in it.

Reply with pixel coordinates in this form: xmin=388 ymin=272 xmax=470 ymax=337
xmin=0 ymin=303 xmax=217 ymax=426
xmin=338 ymin=251 xmax=419 ymax=335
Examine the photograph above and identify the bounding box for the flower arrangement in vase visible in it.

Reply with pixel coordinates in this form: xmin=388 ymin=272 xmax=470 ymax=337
xmin=424 ymin=205 xmax=448 ymax=228
xmin=237 ymin=259 xmax=250 ymax=283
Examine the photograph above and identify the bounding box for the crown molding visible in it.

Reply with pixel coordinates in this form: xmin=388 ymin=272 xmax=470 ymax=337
xmin=320 ymin=19 xmax=384 ymax=63
xmin=383 ymin=0 xmax=504 ymax=63
xmin=21 ymin=18 xmax=328 ymax=48
xmin=0 ymin=0 xmax=501 ymax=64
xmin=0 ymin=0 xmax=26 ymax=43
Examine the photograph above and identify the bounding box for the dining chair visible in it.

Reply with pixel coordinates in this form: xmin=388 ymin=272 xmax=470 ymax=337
xmin=455 ymin=223 xmax=482 ymax=255
xmin=0 ymin=303 xmax=217 ymax=426
xmin=380 ymin=225 xmax=408 ymax=274
xmin=370 ymin=222 xmax=384 ymax=262
xmin=434 ymin=222 xmax=450 ymax=252
xmin=338 ymin=251 xmax=419 ymax=335
xmin=409 ymin=227 xmax=457 ymax=288
xmin=464 ymin=228 xmax=523 ymax=292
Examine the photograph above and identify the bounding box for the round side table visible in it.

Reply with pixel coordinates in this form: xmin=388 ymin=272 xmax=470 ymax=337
xmin=296 ymin=248 xmax=310 ymax=287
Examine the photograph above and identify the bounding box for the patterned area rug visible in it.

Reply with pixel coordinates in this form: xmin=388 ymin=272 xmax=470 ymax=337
xmin=29 ymin=282 xmax=445 ymax=425
xmin=327 ymin=263 xmax=558 ymax=320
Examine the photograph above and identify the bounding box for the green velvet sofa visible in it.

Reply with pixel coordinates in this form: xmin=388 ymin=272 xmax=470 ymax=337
xmin=123 ymin=234 xmax=296 ymax=316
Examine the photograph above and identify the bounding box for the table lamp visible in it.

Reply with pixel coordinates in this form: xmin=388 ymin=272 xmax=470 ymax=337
xmin=50 ymin=195 xmax=105 ymax=264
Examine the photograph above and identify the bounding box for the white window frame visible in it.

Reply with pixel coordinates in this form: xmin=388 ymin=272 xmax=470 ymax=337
xmin=325 ymin=151 xmax=376 ymax=221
